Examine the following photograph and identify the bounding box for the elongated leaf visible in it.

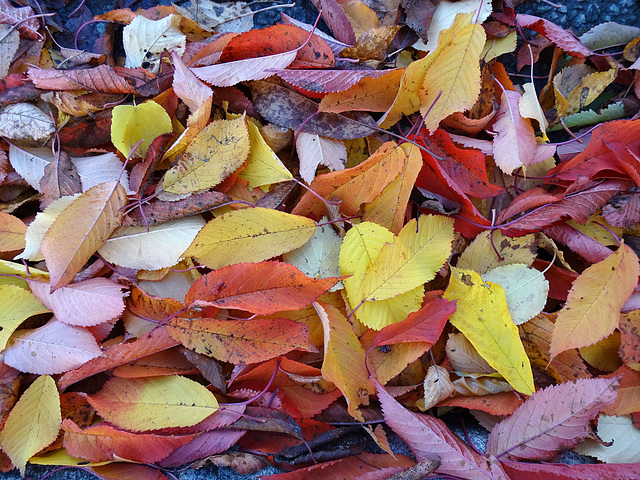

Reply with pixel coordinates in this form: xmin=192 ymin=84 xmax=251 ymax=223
xmin=62 ymin=419 xmax=195 ymax=463
xmin=315 ymin=302 xmax=375 ymax=420
xmin=40 ymin=181 xmax=127 ymax=291
xmin=0 ymin=285 xmax=49 ymax=351
xmin=27 ymin=65 xmax=136 ymax=94
xmin=167 ymin=316 xmax=318 ymax=364
xmin=0 ymin=375 xmax=60 ymax=475
xmin=158 ymin=429 xmax=246 ymax=468
xmin=185 ymin=208 xmax=315 ymax=269
xmin=25 ymin=277 xmax=125 ymax=327
xmin=3 ymin=319 xmax=102 ymax=374
xmin=98 ymin=216 xmax=206 ymax=270
xmin=486 ymin=376 xmax=620 ymax=461
xmin=58 ymin=327 xmax=179 ymax=390
xmin=444 ymin=268 xmax=534 ymax=395
xmin=163 ymin=116 xmax=250 ymax=194
xmin=376 ymin=380 xmax=505 ymax=480
xmin=86 ymin=376 xmax=218 ymax=431
xmin=185 ymin=261 xmax=337 ymax=314
xmin=550 ymin=244 xmax=639 ymax=360
xmin=360 ymin=215 xmax=454 ymax=302
xmin=171 ymin=51 xmax=213 ymax=113
xmin=503 ymin=461 xmax=640 ymax=480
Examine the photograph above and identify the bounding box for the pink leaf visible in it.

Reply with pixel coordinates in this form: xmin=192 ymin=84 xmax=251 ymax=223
xmin=502 ymin=461 xmax=640 ymax=480
xmin=3 ymin=318 xmax=102 ymax=374
xmin=171 ymin=52 xmax=213 ymax=112
xmin=375 ymin=380 xmax=506 ymax=480
xmin=311 ymin=0 xmax=356 ymax=45
xmin=271 ymin=69 xmax=394 ymax=94
xmin=158 ymin=429 xmax=246 ymax=467
xmin=25 ymin=277 xmax=126 ymax=327
xmin=516 ymin=14 xmax=594 ymax=57
xmin=62 ymin=419 xmax=195 ymax=463
xmin=486 ymin=376 xmax=620 ymax=461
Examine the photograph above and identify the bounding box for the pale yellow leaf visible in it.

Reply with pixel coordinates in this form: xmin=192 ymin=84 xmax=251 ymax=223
xmin=457 ymin=230 xmax=537 ymax=274
xmin=422 ymin=365 xmax=455 ymax=411
xmin=0 ymin=375 xmax=61 ymax=475
xmin=0 ymin=285 xmax=49 ymax=352
xmin=123 ymin=14 xmax=186 ymax=69
xmin=185 ymin=207 xmax=315 ymax=269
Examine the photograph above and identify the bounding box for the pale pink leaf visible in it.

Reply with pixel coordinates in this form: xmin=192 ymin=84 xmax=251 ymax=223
xmin=158 ymin=429 xmax=246 ymax=467
xmin=376 ymin=380 xmax=506 ymax=480
xmin=271 ymin=68 xmax=392 ymax=93
xmin=171 ymin=51 xmax=213 ymax=112
xmin=3 ymin=319 xmax=103 ymax=374
xmin=296 ymin=132 xmax=346 ymax=183
xmin=281 ymin=13 xmax=351 ymax=55
xmin=486 ymin=376 xmax=620 ymax=461
xmin=25 ymin=278 xmax=126 ymax=327
xmin=190 ymin=51 xmax=297 ymax=87
xmin=490 ymin=89 xmax=537 ymax=174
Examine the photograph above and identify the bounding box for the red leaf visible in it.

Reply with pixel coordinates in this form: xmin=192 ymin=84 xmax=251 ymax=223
xmin=486 ymin=376 xmax=620 ymax=461
xmin=515 ymin=14 xmax=594 ymax=57
xmin=544 ymin=223 xmax=614 ymax=264
xmin=158 ymin=429 xmax=246 ymax=467
xmin=185 ymin=261 xmax=338 ymax=315
xmin=272 ymin=69 xmax=394 ymax=94
xmin=311 ymin=0 xmax=356 ymax=45
xmin=62 ymin=419 xmax=195 ymax=463
xmin=502 ymin=461 xmax=640 ymax=480
xmin=372 ymin=295 xmax=455 ymax=346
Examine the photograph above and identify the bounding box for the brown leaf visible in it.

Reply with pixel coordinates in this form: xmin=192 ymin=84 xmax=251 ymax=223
xmin=39 ymin=151 xmax=82 ymax=208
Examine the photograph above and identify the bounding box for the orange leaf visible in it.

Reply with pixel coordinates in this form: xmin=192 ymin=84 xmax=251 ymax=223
xmin=601 ymin=366 xmax=640 ymax=416
xmin=550 ymin=244 xmax=640 ymax=360
xmin=315 ymin=301 xmax=375 ymax=420
xmin=167 ymin=317 xmax=318 ymax=364
xmin=27 ymin=65 xmax=136 ymax=94
xmin=292 ymin=141 xmax=405 ymax=218
xmin=62 ymin=419 xmax=195 ymax=463
xmin=0 ymin=212 xmax=26 ymax=252
xmin=40 ymin=181 xmax=127 ymax=290
xmin=185 ymin=261 xmax=338 ymax=314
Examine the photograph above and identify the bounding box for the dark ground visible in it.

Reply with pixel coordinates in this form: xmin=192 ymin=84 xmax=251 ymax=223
xmin=6 ymin=0 xmax=640 ymax=478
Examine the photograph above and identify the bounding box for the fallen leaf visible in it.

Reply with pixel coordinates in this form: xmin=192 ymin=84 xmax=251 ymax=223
xmin=0 ymin=285 xmax=49 ymax=351
xmin=296 ymin=132 xmax=347 ymax=184
xmin=0 ymin=102 xmax=55 ymax=141
xmin=575 ymin=414 xmax=640 ymax=463
xmin=111 ymin=101 xmax=173 ymax=158
xmin=123 ymin=14 xmax=186 ymax=69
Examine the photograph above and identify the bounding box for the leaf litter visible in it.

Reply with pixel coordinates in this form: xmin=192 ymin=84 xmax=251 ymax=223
xmin=0 ymin=0 xmax=640 ymax=478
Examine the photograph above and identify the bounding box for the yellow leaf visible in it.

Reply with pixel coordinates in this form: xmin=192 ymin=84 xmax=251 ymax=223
xmin=420 ymin=14 xmax=486 ymax=132
xmin=550 ymin=244 xmax=639 ymax=360
xmin=30 ymin=448 xmax=110 ymax=467
xmin=0 ymin=375 xmax=61 ymax=475
xmin=337 ymin=0 xmax=379 ymax=37
xmin=362 ymin=142 xmax=423 ymax=234
xmin=355 ymin=286 xmax=425 ymax=330
xmin=457 ymin=230 xmax=537 ymax=274
xmin=0 ymin=285 xmax=49 ymax=351
xmin=111 ymin=101 xmax=172 ymax=158
xmin=185 ymin=207 xmax=315 ymax=269
xmin=238 ymin=120 xmax=292 ymax=191
xmin=579 ymin=331 xmax=622 ymax=373
xmin=0 ymin=260 xmax=49 ymax=289
xmin=40 ymin=182 xmax=127 ymax=290
xmin=86 ymin=376 xmax=218 ymax=431
xmin=481 ymin=30 xmax=517 ymax=62
xmin=519 ymin=82 xmax=549 ymax=139
xmin=444 ymin=267 xmax=535 ymax=395
xmin=360 ymin=214 xmax=454 ymax=302
xmin=163 ymin=116 xmax=250 ymax=194
xmin=315 ymin=301 xmax=375 ymax=420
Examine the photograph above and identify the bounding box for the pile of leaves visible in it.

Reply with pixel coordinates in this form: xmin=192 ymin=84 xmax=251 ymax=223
xmin=1 ymin=0 xmax=640 ymax=478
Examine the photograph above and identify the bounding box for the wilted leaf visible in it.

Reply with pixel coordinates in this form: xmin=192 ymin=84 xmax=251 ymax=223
xmin=3 ymin=318 xmax=103 ymax=375
xmin=0 ymin=375 xmax=60 ymax=475
xmin=39 ymin=151 xmax=82 ymax=207
xmin=550 ymin=244 xmax=639 ymax=360
xmin=163 ymin=116 xmax=250 ymax=194
xmin=185 ymin=208 xmax=315 ymax=269
xmin=40 ymin=181 xmax=127 ymax=291
xmin=422 ymin=365 xmax=455 ymax=411
xmin=86 ymin=376 xmax=218 ymax=431
xmin=444 ymin=267 xmax=534 ymax=395
xmin=487 ymin=376 xmax=620 ymax=461
xmin=168 ymin=316 xmax=318 ymax=364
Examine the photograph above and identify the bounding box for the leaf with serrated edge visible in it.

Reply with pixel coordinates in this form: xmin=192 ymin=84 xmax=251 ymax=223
xmin=3 ymin=318 xmax=102 ymax=374
xmin=25 ymin=277 xmax=126 ymax=327
xmin=98 ymin=216 xmax=206 ymax=271
xmin=444 ymin=267 xmax=534 ymax=395
xmin=185 ymin=208 xmax=315 ymax=269
xmin=0 ymin=375 xmax=61 ymax=475
xmin=376 ymin=380 xmax=505 ymax=480
xmin=315 ymin=302 xmax=375 ymax=420
xmin=86 ymin=376 xmax=218 ymax=431
xmin=550 ymin=244 xmax=639 ymax=360
xmin=487 ymin=376 xmax=620 ymax=461
xmin=40 ymin=181 xmax=127 ymax=291
xmin=0 ymin=285 xmax=49 ymax=351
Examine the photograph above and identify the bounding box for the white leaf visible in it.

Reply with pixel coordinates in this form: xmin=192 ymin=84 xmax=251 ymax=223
xmin=0 ymin=103 xmax=55 ymax=141
xmin=519 ymin=83 xmax=549 ymax=137
xmin=8 ymin=145 xmax=131 ymax=194
xmin=296 ymin=132 xmax=347 ymax=183
xmin=171 ymin=51 xmax=213 ymax=113
xmin=16 ymin=194 xmax=79 ymax=261
xmin=4 ymin=318 xmax=103 ymax=374
xmin=481 ymin=264 xmax=549 ymax=325
xmin=575 ymin=414 xmax=640 ymax=463
xmin=283 ymin=217 xmax=342 ymax=290
xmin=123 ymin=14 xmax=186 ymax=69
xmin=98 ymin=216 xmax=206 ymax=270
